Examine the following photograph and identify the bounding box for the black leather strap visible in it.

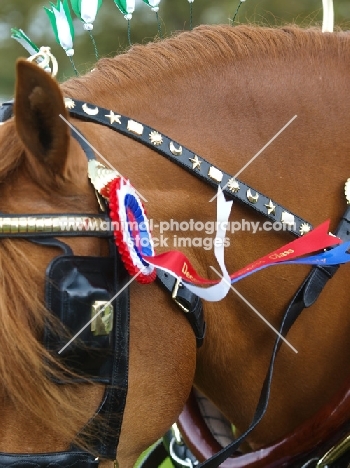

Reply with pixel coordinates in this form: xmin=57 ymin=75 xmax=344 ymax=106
xmin=30 ymin=236 xmax=74 ymax=255
xmin=297 ymin=204 xmax=350 ymax=311
xmin=80 ymin=249 xmax=130 ymax=460
xmin=67 ymin=99 xmax=311 ymax=238
xmin=0 ymin=451 xmax=99 ymax=467
xmin=156 ymin=269 xmax=206 ymax=347
xmin=0 ymin=99 xmax=14 ymax=122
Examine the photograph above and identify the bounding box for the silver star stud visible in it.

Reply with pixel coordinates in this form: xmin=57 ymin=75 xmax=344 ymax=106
xmin=189 ymin=155 xmax=201 ymax=170
xmin=264 ymin=199 xmax=276 ymax=215
xmin=105 ymin=111 xmax=121 ymax=125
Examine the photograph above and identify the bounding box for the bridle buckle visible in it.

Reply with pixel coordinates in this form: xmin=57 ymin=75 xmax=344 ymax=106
xmin=172 ymin=277 xmax=189 ymax=313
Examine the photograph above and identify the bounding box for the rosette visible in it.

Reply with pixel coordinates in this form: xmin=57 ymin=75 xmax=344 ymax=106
xmin=109 ymin=178 xmax=156 ymax=284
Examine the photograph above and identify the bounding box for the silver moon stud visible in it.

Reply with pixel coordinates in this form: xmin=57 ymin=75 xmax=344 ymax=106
xmin=247 ymin=189 xmax=259 ymax=204
xmin=82 ymin=103 xmax=99 ymax=116
xmin=170 ymin=141 xmax=183 ymax=156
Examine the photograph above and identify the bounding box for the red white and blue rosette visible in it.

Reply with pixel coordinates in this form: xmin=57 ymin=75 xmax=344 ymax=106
xmin=109 ymin=177 xmax=156 ymax=284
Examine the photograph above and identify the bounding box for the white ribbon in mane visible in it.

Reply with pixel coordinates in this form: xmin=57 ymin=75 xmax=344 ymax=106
xmin=322 ymin=0 xmax=334 ymax=32
xmin=80 ymin=0 xmax=100 ymax=29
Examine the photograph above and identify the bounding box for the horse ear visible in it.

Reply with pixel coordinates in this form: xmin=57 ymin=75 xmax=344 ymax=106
xmin=14 ymin=59 xmax=69 ymax=175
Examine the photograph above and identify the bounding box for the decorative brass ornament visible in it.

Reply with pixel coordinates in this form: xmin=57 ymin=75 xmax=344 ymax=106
xmin=64 ymin=98 xmax=75 ymax=109
xmin=82 ymin=103 xmax=99 ymax=116
xmin=27 ymin=46 xmax=58 ymax=77
xmin=0 ymin=215 xmax=110 ymax=235
xmin=281 ymin=211 xmax=295 ymax=227
xmin=91 ymin=301 xmax=114 ymax=336
xmin=105 ymin=111 xmax=121 ymax=125
xmin=299 ymin=222 xmax=311 ymax=236
xmin=247 ymin=189 xmax=259 ymax=204
xmin=208 ymin=166 xmax=223 ymax=183
xmin=264 ymin=199 xmax=276 ymax=216
xmin=170 ymin=141 xmax=183 ymax=156
xmin=345 ymin=178 xmax=350 ymax=204
xmin=88 ymin=160 xmax=120 ymax=196
xmin=149 ymin=131 xmax=163 ymax=146
xmin=189 ymin=155 xmax=201 ymax=170
xmin=227 ymin=178 xmax=240 ymax=193
xmin=127 ymin=120 xmax=144 ymax=136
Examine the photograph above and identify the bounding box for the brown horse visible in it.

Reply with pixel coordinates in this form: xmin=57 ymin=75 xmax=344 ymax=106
xmin=0 ymin=24 xmax=349 ymax=467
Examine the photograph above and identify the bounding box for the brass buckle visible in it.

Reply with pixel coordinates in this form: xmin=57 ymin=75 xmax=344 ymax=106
xmin=91 ymin=300 xmax=114 ymax=336
xmin=172 ymin=277 xmax=189 ymax=313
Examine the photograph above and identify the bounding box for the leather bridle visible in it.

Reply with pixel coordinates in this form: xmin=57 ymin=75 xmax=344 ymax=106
xmin=0 ymin=96 xmax=349 ymax=467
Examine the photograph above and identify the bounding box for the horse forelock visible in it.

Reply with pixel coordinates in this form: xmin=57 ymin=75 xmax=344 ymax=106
xmin=0 ymin=122 xmax=24 ymax=183
xmin=0 ymin=127 xmax=105 ymax=453
xmin=0 ymin=236 xmax=105 ymax=451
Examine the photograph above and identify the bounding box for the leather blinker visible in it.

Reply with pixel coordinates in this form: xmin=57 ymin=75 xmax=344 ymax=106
xmin=44 ymin=255 xmax=117 ymax=383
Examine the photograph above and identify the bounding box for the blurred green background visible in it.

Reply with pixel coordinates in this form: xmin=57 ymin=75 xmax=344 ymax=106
xmin=1 ymin=0 xmax=350 ymax=101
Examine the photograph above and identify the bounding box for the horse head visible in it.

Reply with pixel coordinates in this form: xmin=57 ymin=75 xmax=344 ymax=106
xmin=0 ymin=58 xmax=197 ymax=467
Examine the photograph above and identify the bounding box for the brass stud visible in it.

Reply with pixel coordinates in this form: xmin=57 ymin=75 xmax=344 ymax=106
xmin=208 ymin=166 xmax=223 ymax=183
xmin=149 ymin=131 xmax=163 ymax=146
xmin=281 ymin=211 xmax=295 ymax=227
xmin=64 ymin=98 xmax=75 ymax=109
xmin=299 ymin=223 xmax=311 ymax=236
xmin=189 ymin=155 xmax=201 ymax=170
xmin=82 ymin=103 xmax=99 ymax=115
xmin=227 ymin=178 xmax=240 ymax=193
xmin=345 ymin=179 xmax=350 ymax=205
xmin=264 ymin=200 xmax=276 ymax=216
xmin=247 ymin=189 xmax=259 ymax=204
xmin=170 ymin=141 xmax=182 ymax=156
xmin=105 ymin=111 xmax=121 ymax=125
xmin=127 ymin=120 xmax=144 ymax=136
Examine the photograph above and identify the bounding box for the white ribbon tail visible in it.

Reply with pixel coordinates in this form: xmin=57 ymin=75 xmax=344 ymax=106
xmin=322 ymin=0 xmax=334 ymax=33
xmin=184 ymin=186 xmax=232 ymax=302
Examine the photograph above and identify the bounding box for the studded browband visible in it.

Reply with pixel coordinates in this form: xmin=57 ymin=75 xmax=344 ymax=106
xmin=0 ymin=97 xmax=311 ymax=237
xmin=64 ymin=98 xmax=312 ymax=238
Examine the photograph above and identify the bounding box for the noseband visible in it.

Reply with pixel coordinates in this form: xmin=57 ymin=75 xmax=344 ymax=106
xmin=0 ymin=97 xmax=349 ymax=467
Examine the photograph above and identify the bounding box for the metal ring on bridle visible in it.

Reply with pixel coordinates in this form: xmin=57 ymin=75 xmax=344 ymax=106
xmin=27 ymin=46 xmax=58 ymax=77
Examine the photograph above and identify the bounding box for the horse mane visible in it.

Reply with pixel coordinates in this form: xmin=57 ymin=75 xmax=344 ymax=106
xmin=62 ymin=24 xmax=349 ymax=100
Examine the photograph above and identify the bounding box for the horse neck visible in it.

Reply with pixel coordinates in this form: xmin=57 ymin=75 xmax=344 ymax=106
xmin=67 ymin=29 xmax=350 ymax=447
